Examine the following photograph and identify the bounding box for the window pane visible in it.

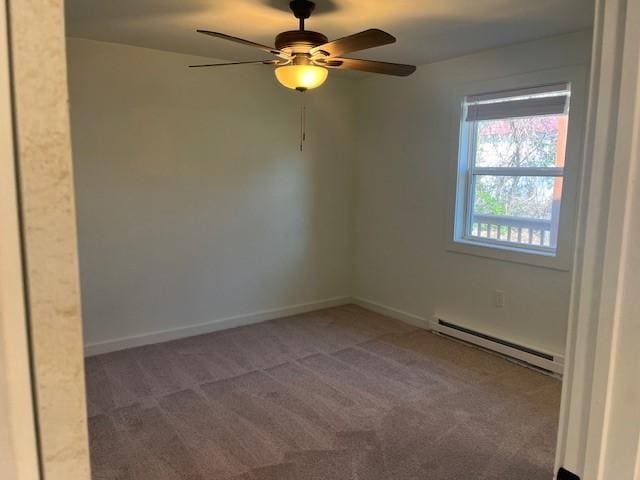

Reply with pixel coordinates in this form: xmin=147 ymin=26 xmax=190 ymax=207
xmin=474 ymin=115 xmax=568 ymax=168
xmin=470 ymin=175 xmax=564 ymax=249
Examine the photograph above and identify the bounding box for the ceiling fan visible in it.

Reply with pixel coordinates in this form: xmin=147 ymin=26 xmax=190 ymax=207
xmin=190 ymin=0 xmax=417 ymax=92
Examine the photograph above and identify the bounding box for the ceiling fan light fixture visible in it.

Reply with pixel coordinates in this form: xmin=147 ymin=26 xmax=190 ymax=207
xmin=193 ymin=0 xmax=416 ymax=89
xmin=275 ymin=65 xmax=328 ymax=92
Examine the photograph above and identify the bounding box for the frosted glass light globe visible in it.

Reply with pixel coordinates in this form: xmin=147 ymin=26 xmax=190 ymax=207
xmin=275 ymin=65 xmax=328 ymax=91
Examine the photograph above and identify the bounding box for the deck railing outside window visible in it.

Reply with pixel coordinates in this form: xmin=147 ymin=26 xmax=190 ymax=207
xmin=470 ymin=214 xmax=553 ymax=248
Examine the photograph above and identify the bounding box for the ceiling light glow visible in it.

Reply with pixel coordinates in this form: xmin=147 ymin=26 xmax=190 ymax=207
xmin=275 ymin=65 xmax=328 ymax=92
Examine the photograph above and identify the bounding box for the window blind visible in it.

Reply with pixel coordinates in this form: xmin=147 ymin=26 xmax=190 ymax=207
xmin=465 ymin=83 xmax=570 ymax=122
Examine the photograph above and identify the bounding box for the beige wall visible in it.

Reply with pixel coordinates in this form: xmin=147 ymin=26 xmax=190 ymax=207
xmin=353 ymin=30 xmax=593 ymax=355
xmin=66 ymin=38 xmax=356 ymax=350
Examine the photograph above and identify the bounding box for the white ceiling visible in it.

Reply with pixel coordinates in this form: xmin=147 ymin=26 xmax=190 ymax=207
xmin=66 ymin=0 xmax=594 ymax=66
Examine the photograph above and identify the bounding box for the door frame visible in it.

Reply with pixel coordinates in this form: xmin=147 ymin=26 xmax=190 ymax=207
xmin=0 ymin=1 xmax=40 ymax=478
xmin=3 ymin=0 xmax=91 ymax=479
xmin=555 ymin=0 xmax=640 ymax=477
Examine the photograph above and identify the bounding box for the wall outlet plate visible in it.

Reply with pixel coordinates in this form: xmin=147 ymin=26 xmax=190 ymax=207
xmin=494 ymin=290 xmax=506 ymax=308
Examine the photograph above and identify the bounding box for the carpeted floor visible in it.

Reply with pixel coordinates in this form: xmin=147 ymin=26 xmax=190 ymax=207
xmin=85 ymin=304 xmax=561 ymax=480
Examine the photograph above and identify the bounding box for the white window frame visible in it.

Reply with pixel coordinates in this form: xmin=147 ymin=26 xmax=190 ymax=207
xmin=446 ymin=67 xmax=589 ymax=271
xmin=460 ymin=83 xmax=570 ymax=255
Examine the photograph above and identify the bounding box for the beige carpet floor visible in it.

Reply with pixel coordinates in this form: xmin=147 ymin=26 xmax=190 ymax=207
xmin=86 ymin=304 xmax=561 ymax=480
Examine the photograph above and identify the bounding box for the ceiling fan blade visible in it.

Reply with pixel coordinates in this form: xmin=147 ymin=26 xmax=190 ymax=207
xmin=189 ymin=60 xmax=278 ymax=68
xmin=197 ymin=30 xmax=286 ymax=58
xmin=321 ymin=57 xmax=416 ymax=76
xmin=310 ymin=29 xmax=395 ymax=58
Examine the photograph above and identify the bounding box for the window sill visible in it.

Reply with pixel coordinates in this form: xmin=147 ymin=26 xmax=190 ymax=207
xmin=446 ymin=237 xmax=571 ymax=271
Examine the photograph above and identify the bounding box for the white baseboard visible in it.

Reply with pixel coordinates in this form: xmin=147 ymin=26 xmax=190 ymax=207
xmin=352 ymin=297 xmax=430 ymax=330
xmin=353 ymin=298 xmax=564 ymax=375
xmin=84 ymin=296 xmax=352 ymax=357
xmin=84 ymin=295 xmax=563 ymax=376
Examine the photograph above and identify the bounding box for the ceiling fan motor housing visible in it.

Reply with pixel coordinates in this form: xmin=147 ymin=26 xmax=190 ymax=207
xmin=275 ymin=30 xmax=328 ymax=54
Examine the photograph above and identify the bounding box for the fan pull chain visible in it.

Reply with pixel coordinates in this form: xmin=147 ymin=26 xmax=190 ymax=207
xmin=300 ymin=104 xmax=306 ymax=152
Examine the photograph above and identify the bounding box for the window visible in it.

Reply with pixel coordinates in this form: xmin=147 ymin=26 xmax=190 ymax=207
xmin=454 ymin=84 xmax=571 ymax=256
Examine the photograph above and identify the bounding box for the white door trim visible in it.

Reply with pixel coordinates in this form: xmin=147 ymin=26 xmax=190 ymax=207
xmin=555 ymin=0 xmax=640 ymax=478
xmin=0 ymin=1 xmax=40 ymax=478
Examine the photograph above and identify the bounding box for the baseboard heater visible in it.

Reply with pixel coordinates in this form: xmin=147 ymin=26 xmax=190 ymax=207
xmin=430 ymin=318 xmax=564 ymax=375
